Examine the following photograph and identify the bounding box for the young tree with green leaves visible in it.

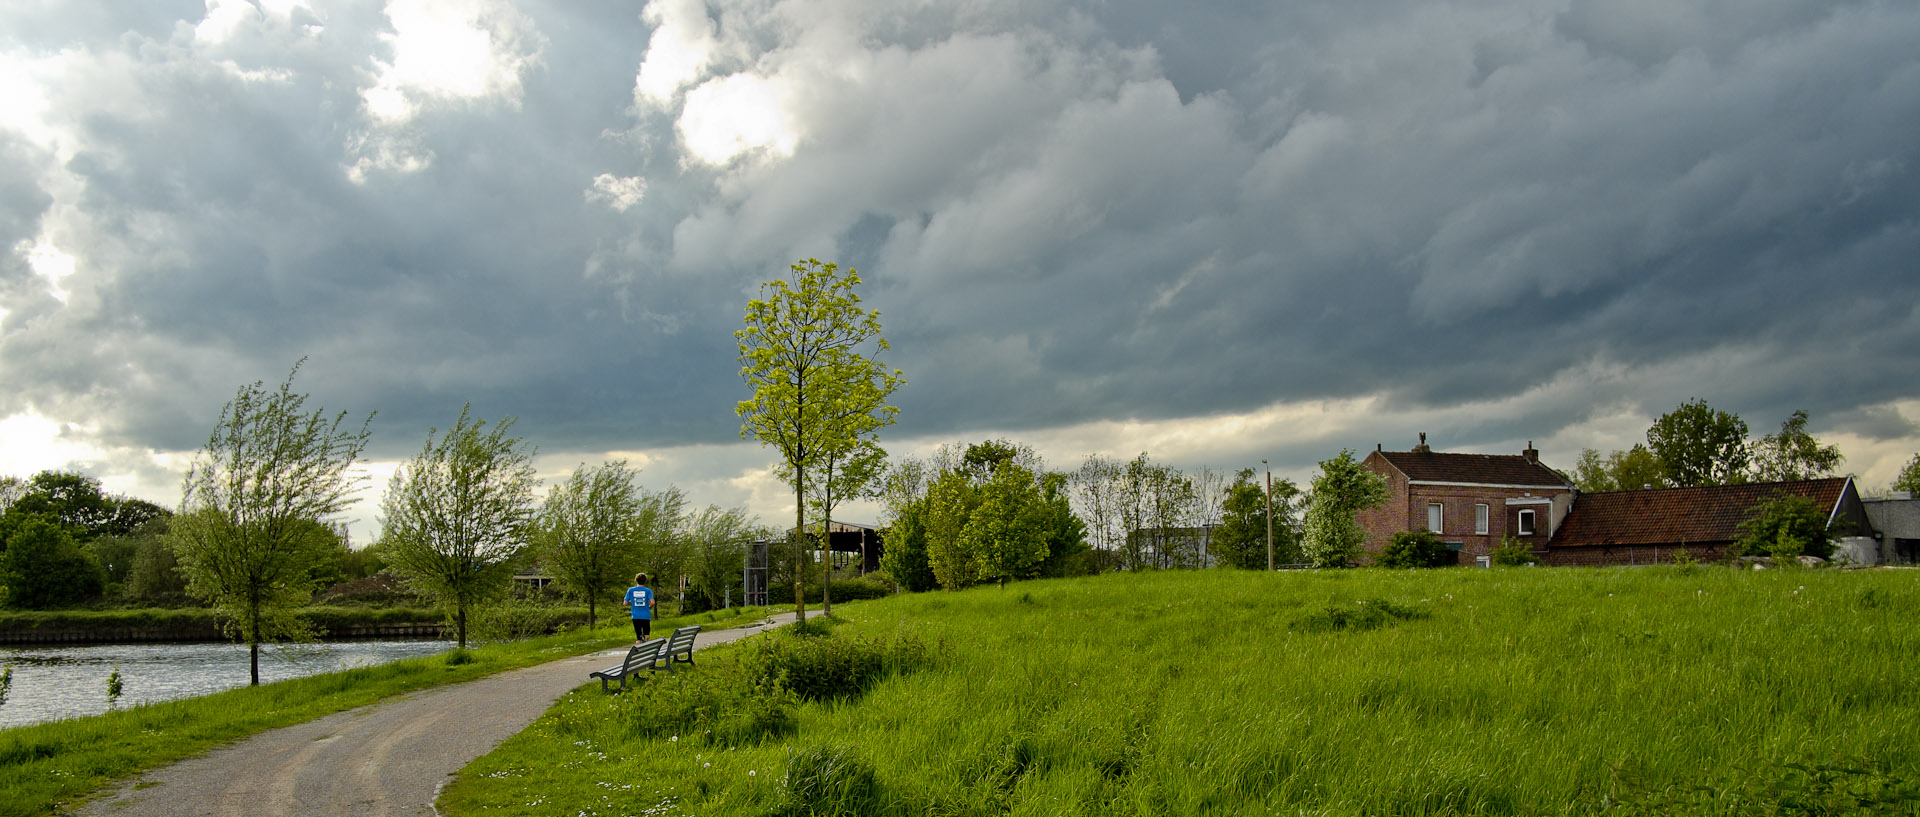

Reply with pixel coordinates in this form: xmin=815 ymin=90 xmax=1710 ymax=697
xmin=1751 ymin=410 xmax=1844 ymax=483
xmin=1896 ymin=453 xmax=1920 ymax=496
xmin=531 ymin=461 xmax=644 ymax=629
xmin=736 ymin=258 xmax=902 ymax=622
xmin=1301 ymin=449 xmax=1389 ymax=567
xmin=1209 ymin=468 xmax=1301 ymax=569
xmin=170 ymin=363 xmax=373 ymax=685
xmin=681 ymin=505 xmax=763 ymax=612
xmin=1647 ymin=399 xmax=1751 ymax=487
xmin=381 ymin=406 xmax=537 ymax=649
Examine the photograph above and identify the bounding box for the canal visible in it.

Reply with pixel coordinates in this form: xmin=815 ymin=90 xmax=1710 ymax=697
xmin=0 ymin=639 xmax=455 ymax=729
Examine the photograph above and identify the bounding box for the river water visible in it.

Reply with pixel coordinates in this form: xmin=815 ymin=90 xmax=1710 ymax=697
xmin=0 ymin=639 xmax=455 ymax=729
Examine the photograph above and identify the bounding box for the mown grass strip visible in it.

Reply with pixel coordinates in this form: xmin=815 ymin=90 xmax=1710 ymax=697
xmin=0 ymin=605 xmax=774 ymax=817
xmin=441 ymin=568 xmax=1920 ymax=816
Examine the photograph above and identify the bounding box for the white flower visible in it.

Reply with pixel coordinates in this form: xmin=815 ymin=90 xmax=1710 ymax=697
xmin=749 ymin=770 xmax=757 ymax=777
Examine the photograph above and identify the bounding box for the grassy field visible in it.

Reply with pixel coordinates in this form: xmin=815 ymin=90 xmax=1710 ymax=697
xmin=0 ymin=605 xmax=774 ymax=817
xmin=440 ymin=568 xmax=1920 ymax=816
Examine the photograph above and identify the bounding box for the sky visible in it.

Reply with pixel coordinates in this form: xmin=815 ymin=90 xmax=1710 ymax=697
xmin=2 ymin=0 xmax=1917 ymax=543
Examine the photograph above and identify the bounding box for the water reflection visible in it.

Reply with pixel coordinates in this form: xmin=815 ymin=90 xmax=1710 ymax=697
xmin=0 ymin=639 xmax=454 ymax=729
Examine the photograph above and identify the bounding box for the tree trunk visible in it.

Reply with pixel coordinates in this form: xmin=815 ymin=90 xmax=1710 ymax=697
xmin=793 ymin=468 xmax=807 ymax=623
xmin=588 ymin=596 xmax=597 ymax=630
xmin=457 ymin=606 xmax=468 ymax=649
xmin=822 ymin=481 xmax=833 ymax=617
xmin=249 ymin=616 xmax=261 ymax=687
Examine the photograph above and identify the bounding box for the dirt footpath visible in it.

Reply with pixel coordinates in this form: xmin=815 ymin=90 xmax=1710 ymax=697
xmin=76 ymin=614 xmax=796 ymax=817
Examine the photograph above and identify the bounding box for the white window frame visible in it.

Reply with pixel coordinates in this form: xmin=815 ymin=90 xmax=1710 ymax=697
xmin=1475 ymin=503 xmax=1489 ymax=535
xmin=1427 ymin=502 xmax=1443 ymax=532
xmin=1517 ymin=509 xmax=1536 ymax=536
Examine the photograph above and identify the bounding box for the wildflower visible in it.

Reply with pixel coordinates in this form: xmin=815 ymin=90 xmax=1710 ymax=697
xmin=749 ymin=770 xmax=757 ymax=777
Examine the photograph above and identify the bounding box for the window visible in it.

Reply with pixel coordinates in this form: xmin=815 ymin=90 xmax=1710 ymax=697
xmin=1427 ymin=503 xmax=1443 ymax=532
xmin=1518 ymin=509 xmax=1536 ymax=536
xmin=1475 ymin=503 xmax=1489 ymax=535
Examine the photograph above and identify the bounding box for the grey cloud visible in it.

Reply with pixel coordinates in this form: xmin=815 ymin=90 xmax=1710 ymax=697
xmin=0 ymin=0 xmax=1916 ymax=488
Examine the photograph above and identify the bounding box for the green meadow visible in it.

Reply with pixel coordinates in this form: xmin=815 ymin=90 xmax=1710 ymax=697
xmin=441 ymin=568 xmax=1920 ymax=816
xmin=0 ymin=605 xmax=774 ymax=817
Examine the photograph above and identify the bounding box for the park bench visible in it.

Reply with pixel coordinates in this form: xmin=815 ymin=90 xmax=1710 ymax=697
xmin=659 ymin=625 xmax=701 ymax=671
xmin=590 ymin=637 xmax=667 ymax=692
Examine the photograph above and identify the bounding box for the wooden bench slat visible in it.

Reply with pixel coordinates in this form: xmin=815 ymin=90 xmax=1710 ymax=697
xmin=589 ymin=638 xmax=667 ymax=691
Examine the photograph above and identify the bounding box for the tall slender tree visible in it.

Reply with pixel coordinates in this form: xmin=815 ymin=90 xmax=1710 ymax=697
xmin=381 ymin=406 xmax=537 ymax=648
xmin=532 ymin=461 xmax=644 ymax=629
xmin=170 ymin=362 xmax=373 ymax=685
xmin=736 ymin=259 xmax=902 ymax=621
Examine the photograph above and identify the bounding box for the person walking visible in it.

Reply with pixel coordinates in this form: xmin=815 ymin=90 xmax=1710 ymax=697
xmin=625 ymin=573 xmax=655 ymax=644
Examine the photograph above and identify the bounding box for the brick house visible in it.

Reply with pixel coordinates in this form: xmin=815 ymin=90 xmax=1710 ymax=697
xmin=1356 ymin=436 xmax=1575 ymax=565
xmin=1544 ymin=477 xmax=1872 ymax=566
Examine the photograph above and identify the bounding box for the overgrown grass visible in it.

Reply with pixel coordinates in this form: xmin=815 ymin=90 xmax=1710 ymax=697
xmin=441 ymin=568 xmax=1920 ymax=816
xmin=0 ymin=605 xmax=776 ymax=816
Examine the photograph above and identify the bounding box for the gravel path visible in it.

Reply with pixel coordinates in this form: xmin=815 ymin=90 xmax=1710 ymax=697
xmin=75 ymin=614 xmax=796 ymax=817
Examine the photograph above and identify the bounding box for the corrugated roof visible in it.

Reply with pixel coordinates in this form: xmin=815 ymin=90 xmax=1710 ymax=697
xmin=1549 ymin=478 xmax=1849 ymax=548
xmin=1373 ymin=450 xmax=1572 ymax=487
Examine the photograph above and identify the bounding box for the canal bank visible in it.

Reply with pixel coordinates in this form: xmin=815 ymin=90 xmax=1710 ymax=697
xmin=0 ymin=606 xmax=588 ymax=644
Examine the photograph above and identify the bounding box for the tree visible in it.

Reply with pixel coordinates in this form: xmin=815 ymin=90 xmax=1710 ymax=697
xmin=681 ymin=505 xmax=763 ymax=612
xmin=1896 ymin=453 xmax=1920 ymax=496
xmin=736 ymin=258 xmax=902 ymax=622
xmin=629 ymin=486 xmax=688 ymax=606
xmin=1033 ymin=472 xmax=1091 ymax=578
xmin=1751 ymin=410 xmax=1844 ymax=483
xmin=381 ymin=406 xmax=537 ymax=649
xmin=1732 ymin=493 xmax=1837 ymax=561
xmin=781 ymin=437 xmax=886 ymax=616
xmin=1071 ymin=455 xmax=1125 ymax=560
xmin=170 ymin=364 xmax=373 ymax=685
xmin=961 ymin=462 xmax=1052 ymax=583
xmin=1210 ymin=468 xmax=1300 ymax=569
xmin=923 ymin=469 xmax=983 ymax=590
xmin=1378 ymin=529 xmax=1450 ymax=568
xmin=1647 ymin=399 xmax=1750 ymax=487
xmin=1300 ymin=449 xmax=1389 ymax=567
xmin=878 ymin=502 xmax=936 ymax=591
xmin=531 ymin=461 xmax=645 ymax=629
xmin=1571 ymin=445 xmax=1667 ymax=492
xmin=0 ymin=515 xmax=106 ymax=608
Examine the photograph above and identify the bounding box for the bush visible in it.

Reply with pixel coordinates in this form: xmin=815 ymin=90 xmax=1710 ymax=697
xmin=766 ymin=575 xmax=892 ymax=605
xmin=1490 ymin=538 xmax=1540 ymax=566
xmin=605 ymin=663 xmax=797 ymax=746
xmin=1378 ymin=530 xmax=1452 ymax=568
xmin=772 ymin=744 xmax=882 ymax=817
xmin=1290 ymin=598 xmax=1429 ymax=633
xmin=745 ymin=628 xmax=942 ymax=702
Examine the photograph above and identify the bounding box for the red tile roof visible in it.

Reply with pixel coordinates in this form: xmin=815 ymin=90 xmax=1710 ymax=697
xmin=1549 ymin=478 xmax=1850 ymax=548
xmin=1372 ymin=450 xmax=1572 ymax=487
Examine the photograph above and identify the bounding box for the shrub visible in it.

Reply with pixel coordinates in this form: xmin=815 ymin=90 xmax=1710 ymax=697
xmin=1731 ymin=494 xmax=1837 ymax=560
xmin=1378 ymin=530 xmax=1452 ymax=568
xmin=766 ymin=575 xmax=892 ymax=605
xmin=745 ymin=628 xmax=942 ymax=702
xmin=1290 ymin=598 xmax=1429 ymax=633
xmin=1490 ymin=537 xmax=1540 ymax=566
xmin=607 ymin=663 xmax=796 ymax=746
xmin=772 ymin=744 xmax=881 ymax=817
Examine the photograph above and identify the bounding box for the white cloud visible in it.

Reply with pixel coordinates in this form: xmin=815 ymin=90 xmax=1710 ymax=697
xmin=677 ymin=72 xmax=799 ymax=166
xmin=360 ymin=0 xmax=543 ymax=124
xmin=195 ymin=0 xmax=264 ymax=46
xmin=588 ymin=174 xmax=649 ymax=212
xmin=22 ymin=237 xmax=76 ymax=304
xmin=634 ymin=0 xmax=721 ymax=107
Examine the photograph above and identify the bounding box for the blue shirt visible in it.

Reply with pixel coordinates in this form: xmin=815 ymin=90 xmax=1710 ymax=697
xmin=625 ymin=586 xmax=653 ymax=620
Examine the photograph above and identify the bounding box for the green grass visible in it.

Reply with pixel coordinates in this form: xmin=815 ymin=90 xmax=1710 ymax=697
xmin=0 ymin=605 xmax=776 ymax=817
xmin=439 ymin=568 xmax=1920 ymax=816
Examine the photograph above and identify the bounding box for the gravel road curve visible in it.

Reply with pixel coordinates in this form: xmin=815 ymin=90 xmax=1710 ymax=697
xmin=75 ymin=614 xmax=796 ymax=817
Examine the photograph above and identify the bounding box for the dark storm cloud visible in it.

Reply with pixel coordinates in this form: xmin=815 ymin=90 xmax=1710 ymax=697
xmin=1 ymin=0 xmax=1917 ymax=477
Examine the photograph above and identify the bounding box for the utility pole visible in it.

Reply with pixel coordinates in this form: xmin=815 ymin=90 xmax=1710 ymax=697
xmin=1264 ymin=459 xmax=1274 ymax=571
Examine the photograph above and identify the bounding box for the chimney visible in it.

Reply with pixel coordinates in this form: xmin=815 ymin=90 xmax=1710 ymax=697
xmin=1413 ymin=432 xmax=1430 ymax=454
xmin=1522 ymin=441 xmax=1538 ymax=464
